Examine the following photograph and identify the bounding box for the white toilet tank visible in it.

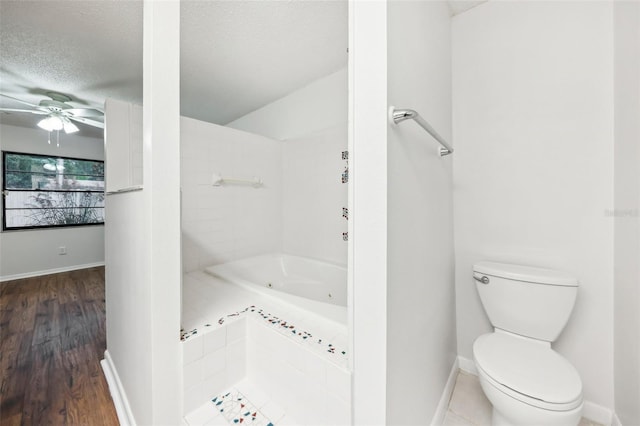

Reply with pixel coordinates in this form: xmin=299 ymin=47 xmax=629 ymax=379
xmin=474 ymin=262 xmax=579 ymax=342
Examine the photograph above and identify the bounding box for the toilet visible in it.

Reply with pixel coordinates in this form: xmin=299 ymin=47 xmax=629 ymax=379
xmin=472 ymin=261 xmax=583 ymax=426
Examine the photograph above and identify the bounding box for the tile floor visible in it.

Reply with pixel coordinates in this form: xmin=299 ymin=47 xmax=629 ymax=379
xmin=443 ymin=370 xmax=604 ymax=426
xmin=186 ymin=369 xmax=605 ymax=425
xmin=184 ymin=379 xmax=301 ymax=426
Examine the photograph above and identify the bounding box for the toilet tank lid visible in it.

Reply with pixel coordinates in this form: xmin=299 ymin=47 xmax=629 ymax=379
xmin=474 ymin=262 xmax=579 ymax=287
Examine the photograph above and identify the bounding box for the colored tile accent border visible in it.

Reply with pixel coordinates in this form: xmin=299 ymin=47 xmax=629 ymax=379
xmin=180 ymin=323 xmax=213 ymax=341
xmin=180 ymin=328 xmax=198 ymax=340
xmin=212 ymin=390 xmax=273 ymax=426
xmin=181 ymin=305 xmax=348 ymax=364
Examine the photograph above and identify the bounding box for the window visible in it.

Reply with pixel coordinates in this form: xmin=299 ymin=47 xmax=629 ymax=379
xmin=2 ymin=151 xmax=105 ymax=230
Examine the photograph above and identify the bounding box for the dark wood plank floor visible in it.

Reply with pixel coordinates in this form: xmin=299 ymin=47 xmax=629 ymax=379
xmin=0 ymin=267 xmax=119 ymax=426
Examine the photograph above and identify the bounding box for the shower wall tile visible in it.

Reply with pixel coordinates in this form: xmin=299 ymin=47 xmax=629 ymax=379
xmin=182 ymin=272 xmax=352 ymax=420
xmin=326 ymin=393 xmax=351 ymax=426
xmin=225 ymin=338 xmax=247 ymax=382
xmin=204 ymin=326 xmax=226 ymax=353
xmin=184 ymin=358 xmax=204 ymax=391
xmin=246 ymin=318 xmax=352 ymax=425
xmin=184 ymin=381 xmax=205 ymax=415
xmin=182 ymin=319 xmax=248 ymax=416
xmin=282 ymin=122 xmax=348 ymax=265
xmin=181 ymin=116 xmax=283 ymax=272
xmin=203 ymin=369 xmax=229 ymax=402
xmin=226 ymin=317 xmax=246 ymax=344
xmin=326 ymin=362 xmax=351 ymax=402
xmin=184 ymin=334 xmax=204 ymax=365
xmin=203 ymin=348 xmax=226 ymax=378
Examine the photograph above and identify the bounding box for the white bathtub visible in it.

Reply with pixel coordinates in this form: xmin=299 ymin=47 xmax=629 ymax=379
xmin=204 ymin=253 xmax=347 ymax=325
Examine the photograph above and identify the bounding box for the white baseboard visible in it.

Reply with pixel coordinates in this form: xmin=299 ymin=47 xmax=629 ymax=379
xmin=430 ymin=357 xmax=460 ymax=426
xmin=611 ymin=412 xmax=622 ymax=426
xmin=457 ymin=356 xmax=618 ymax=426
xmin=583 ymin=400 xmax=614 ymax=426
xmin=0 ymin=261 xmax=105 ymax=282
xmin=457 ymin=355 xmax=478 ymax=375
xmin=101 ymin=350 xmax=136 ymax=426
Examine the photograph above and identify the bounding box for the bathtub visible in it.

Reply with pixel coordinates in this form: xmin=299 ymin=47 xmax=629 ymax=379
xmin=204 ymin=253 xmax=347 ymax=325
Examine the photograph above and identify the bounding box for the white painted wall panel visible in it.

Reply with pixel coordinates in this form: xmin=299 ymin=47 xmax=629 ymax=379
xmin=386 ymin=1 xmax=457 ymax=424
xmin=452 ymin=1 xmax=615 ymax=409
xmin=350 ymin=1 xmax=388 ymax=423
xmin=104 ymin=99 xmax=133 ymax=192
xmin=105 ymin=3 xmax=182 ymax=423
xmin=613 ymin=2 xmax=640 ymax=424
xmin=105 ymin=189 xmax=152 ymax=423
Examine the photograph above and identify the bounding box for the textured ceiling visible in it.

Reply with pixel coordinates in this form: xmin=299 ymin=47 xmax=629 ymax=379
xmin=0 ymin=1 xmax=142 ymax=139
xmin=0 ymin=0 xmax=347 ymax=139
xmin=181 ymin=1 xmax=348 ymax=125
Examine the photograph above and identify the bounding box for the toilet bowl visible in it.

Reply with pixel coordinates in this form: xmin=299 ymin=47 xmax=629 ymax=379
xmin=474 ymin=330 xmax=583 ymax=426
xmin=472 ymin=262 xmax=583 ymax=426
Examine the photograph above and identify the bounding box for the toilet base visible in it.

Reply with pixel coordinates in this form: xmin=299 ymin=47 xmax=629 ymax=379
xmin=491 ymin=407 xmax=514 ymax=426
xmin=478 ymin=367 xmax=583 ymax=426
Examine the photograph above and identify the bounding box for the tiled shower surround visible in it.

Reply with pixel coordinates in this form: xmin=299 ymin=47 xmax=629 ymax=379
xmin=181 ymin=118 xmax=348 ymax=274
xmin=182 ymin=271 xmax=351 ymax=425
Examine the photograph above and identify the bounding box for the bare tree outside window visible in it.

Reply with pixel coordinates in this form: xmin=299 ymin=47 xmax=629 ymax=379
xmin=2 ymin=152 xmax=104 ymax=230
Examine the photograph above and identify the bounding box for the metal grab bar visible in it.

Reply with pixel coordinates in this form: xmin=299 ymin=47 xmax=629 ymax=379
xmin=389 ymin=106 xmax=454 ymax=156
xmin=212 ymin=173 xmax=263 ymax=188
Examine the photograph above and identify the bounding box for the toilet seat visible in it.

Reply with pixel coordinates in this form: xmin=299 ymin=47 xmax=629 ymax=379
xmin=473 ymin=332 xmax=583 ymax=411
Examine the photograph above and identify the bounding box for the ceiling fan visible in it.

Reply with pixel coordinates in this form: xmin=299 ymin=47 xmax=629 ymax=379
xmin=0 ymin=92 xmax=104 ymax=134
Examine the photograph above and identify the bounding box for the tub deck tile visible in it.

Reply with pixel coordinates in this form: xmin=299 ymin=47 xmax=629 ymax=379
xmin=183 ymin=271 xmax=350 ymax=369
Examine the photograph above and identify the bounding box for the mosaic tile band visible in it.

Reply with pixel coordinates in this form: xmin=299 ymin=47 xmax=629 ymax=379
xmin=212 ymin=390 xmax=273 ymax=426
xmin=181 ymin=305 xmax=348 ymax=361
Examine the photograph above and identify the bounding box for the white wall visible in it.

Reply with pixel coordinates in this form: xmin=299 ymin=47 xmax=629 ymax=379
xmin=181 ymin=117 xmax=283 ymax=272
xmin=104 ymin=2 xmax=182 ymax=424
xmin=0 ymin=124 xmax=105 ymax=280
xmin=105 ymin=189 xmax=152 ymax=423
xmin=452 ymin=1 xmax=615 ymax=410
xmin=613 ymin=1 xmax=640 ymax=424
xmin=228 ymin=68 xmax=347 ymax=141
xmin=386 ymin=1 xmax=456 ymax=424
xmin=349 ymin=1 xmax=389 ymax=423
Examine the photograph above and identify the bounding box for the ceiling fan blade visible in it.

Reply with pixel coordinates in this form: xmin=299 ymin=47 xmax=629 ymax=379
xmin=0 ymin=94 xmax=41 ymax=108
xmin=0 ymin=108 xmax=48 ymax=115
xmin=68 ymin=115 xmax=105 ymax=129
xmin=65 ymin=108 xmax=104 ymax=118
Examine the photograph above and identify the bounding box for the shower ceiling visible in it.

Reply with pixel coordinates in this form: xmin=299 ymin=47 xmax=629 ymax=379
xmin=0 ymin=0 xmax=348 ymax=139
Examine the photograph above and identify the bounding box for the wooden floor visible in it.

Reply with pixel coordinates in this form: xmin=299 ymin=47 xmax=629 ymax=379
xmin=0 ymin=267 xmax=119 ymax=426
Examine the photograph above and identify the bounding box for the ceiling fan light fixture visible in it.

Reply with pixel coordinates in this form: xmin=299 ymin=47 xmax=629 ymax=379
xmin=2 ymin=93 xmax=105 ymax=135
xmin=37 ymin=115 xmax=64 ymax=132
xmin=62 ymin=117 xmax=79 ymax=134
